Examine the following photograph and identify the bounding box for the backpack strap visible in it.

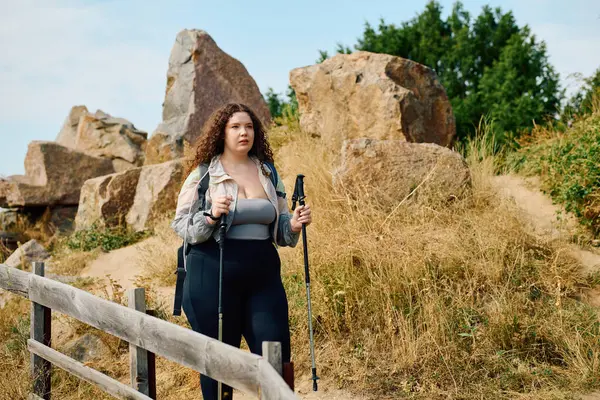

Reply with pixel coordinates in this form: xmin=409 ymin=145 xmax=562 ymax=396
xmin=196 ymin=163 xmax=210 ymax=211
xmin=174 ymin=163 xmax=210 ymax=316
xmin=264 ymin=161 xmax=286 ymax=199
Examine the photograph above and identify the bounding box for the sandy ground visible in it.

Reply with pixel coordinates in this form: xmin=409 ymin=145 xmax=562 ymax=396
xmin=492 ymin=174 xmax=600 ymax=273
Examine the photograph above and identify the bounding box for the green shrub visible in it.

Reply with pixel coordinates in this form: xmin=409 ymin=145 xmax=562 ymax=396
xmin=508 ymin=114 xmax=600 ymax=236
xmin=66 ymin=223 xmax=149 ymax=252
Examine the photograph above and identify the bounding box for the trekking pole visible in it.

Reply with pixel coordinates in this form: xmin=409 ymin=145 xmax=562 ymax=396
xmin=217 ymin=214 xmax=227 ymax=400
xmin=292 ymin=174 xmax=319 ymax=391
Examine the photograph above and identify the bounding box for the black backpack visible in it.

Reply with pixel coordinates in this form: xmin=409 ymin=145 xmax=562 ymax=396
xmin=173 ymin=162 xmax=282 ymax=316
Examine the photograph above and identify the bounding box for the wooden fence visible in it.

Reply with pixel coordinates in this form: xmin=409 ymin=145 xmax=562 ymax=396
xmin=0 ymin=262 xmax=298 ymax=400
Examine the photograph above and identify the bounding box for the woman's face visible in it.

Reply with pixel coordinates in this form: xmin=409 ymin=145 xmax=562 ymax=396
xmin=223 ymin=112 xmax=254 ymax=156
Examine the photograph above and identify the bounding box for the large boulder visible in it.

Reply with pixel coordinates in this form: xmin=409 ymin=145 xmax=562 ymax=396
xmin=290 ymin=51 xmax=456 ymax=147
xmin=75 ymin=160 xmax=184 ymax=231
xmin=56 ymin=106 xmax=147 ymax=172
xmin=145 ymin=29 xmax=271 ymax=164
xmin=0 ymin=142 xmax=115 ymax=207
xmin=334 ymin=138 xmax=470 ymax=207
xmin=75 ymin=168 xmax=142 ymax=230
xmin=126 ymin=160 xmax=184 ymax=231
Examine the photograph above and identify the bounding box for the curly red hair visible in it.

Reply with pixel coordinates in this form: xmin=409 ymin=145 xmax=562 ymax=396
xmin=186 ymin=103 xmax=274 ymax=175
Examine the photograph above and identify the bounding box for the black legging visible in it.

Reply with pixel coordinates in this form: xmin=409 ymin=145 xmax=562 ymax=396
xmin=182 ymin=238 xmax=291 ymax=400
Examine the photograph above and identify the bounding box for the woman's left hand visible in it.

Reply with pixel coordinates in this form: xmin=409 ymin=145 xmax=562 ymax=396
xmin=291 ymin=204 xmax=312 ymax=232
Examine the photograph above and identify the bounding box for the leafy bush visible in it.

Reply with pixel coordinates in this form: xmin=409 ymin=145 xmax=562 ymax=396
xmin=508 ymin=113 xmax=600 ymax=236
xmin=66 ymin=223 xmax=149 ymax=252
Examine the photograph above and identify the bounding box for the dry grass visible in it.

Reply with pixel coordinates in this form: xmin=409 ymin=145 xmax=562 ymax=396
xmin=270 ymin=127 xmax=600 ymax=398
xmin=0 ymin=120 xmax=599 ymax=399
xmin=0 ymin=295 xmax=31 ymax=399
xmin=47 ymin=245 xmax=102 ymax=276
xmin=134 ymin=215 xmax=182 ymax=286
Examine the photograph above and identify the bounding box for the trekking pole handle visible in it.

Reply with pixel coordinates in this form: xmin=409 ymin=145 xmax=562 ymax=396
xmin=292 ymin=174 xmax=306 ymax=210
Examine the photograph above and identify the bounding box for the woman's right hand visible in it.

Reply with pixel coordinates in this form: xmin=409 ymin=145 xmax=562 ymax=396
xmin=209 ymin=195 xmax=233 ymax=221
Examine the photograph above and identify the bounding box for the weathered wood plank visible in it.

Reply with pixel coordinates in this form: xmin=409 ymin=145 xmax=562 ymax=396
xmin=27 ymin=274 xmax=260 ymax=395
xmin=30 ymin=262 xmax=51 ymax=400
xmin=262 ymin=342 xmax=282 ymax=377
xmin=0 ymin=263 xmax=30 ymax=298
xmin=28 ymin=340 xmax=152 ymax=400
xmin=128 ymin=288 xmax=149 ymax=396
xmin=259 ymin=359 xmax=299 ymax=400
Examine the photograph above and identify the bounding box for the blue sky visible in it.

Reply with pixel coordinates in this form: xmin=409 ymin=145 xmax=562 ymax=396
xmin=1 ymin=0 xmax=599 ymax=177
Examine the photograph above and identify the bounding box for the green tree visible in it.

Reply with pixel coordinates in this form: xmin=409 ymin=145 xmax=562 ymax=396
xmin=322 ymin=1 xmax=562 ymax=142
xmin=264 ymin=87 xmax=284 ymax=119
xmin=563 ymin=67 xmax=600 ymax=120
xmin=263 ymin=85 xmax=299 ymax=123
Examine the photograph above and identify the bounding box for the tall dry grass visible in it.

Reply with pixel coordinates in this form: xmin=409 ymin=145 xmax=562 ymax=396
xmin=271 ymin=124 xmax=600 ymax=398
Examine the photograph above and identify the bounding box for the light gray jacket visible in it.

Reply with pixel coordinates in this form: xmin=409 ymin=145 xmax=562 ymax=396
xmin=171 ymin=155 xmax=300 ymax=247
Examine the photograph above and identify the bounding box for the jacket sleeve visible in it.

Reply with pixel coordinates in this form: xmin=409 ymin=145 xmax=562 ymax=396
xmin=171 ymin=169 xmax=216 ymax=244
xmin=275 ymin=177 xmax=300 ymax=248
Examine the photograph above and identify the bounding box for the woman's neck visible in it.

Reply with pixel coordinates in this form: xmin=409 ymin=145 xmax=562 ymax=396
xmin=220 ymin=150 xmax=251 ymax=167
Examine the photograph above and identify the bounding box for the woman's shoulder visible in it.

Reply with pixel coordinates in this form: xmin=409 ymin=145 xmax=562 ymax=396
xmin=182 ymin=165 xmax=205 ymax=186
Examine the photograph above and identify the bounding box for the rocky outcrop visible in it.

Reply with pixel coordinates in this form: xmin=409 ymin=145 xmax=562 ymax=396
xmin=0 ymin=141 xmax=115 ymax=207
xmin=144 ymin=29 xmax=271 ymax=164
xmin=75 ymin=168 xmax=142 ymax=230
xmin=56 ymin=106 xmax=147 ymax=172
xmin=126 ymin=160 xmax=184 ymax=231
xmin=75 ymin=160 xmax=184 ymax=232
xmin=290 ymin=51 xmax=456 ymax=147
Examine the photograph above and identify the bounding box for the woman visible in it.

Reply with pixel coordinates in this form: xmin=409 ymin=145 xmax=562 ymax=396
xmin=171 ymin=103 xmax=312 ymax=399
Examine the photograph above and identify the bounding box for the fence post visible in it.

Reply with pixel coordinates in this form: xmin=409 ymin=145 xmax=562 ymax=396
xmin=146 ymin=309 xmax=157 ymax=400
xmin=30 ymin=261 xmax=51 ymax=400
xmin=262 ymin=341 xmax=282 ymax=376
xmin=127 ymin=288 xmax=150 ymax=397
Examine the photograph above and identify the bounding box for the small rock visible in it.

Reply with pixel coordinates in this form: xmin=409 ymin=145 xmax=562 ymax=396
xmin=63 ymin=333 xmax=110 ymax=363
xmin=4 ymin=239 xmax=50 ymax=270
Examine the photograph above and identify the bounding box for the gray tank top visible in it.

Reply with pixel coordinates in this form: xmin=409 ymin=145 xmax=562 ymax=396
xmin=227 ymin=198 xmax=276 ymax=240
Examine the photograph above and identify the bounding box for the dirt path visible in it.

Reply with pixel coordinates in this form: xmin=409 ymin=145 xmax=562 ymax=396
xmin=78 ymin=236 xmax=173 ymax=301
xmin=492 ymin=175 xmax=600 ymax=274
xmin=234 ymin=376 xmax=368 ymax=400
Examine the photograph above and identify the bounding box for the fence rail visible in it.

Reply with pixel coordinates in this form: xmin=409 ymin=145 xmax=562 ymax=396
xmin=0 ymin=262 xmax=298 ymax=399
